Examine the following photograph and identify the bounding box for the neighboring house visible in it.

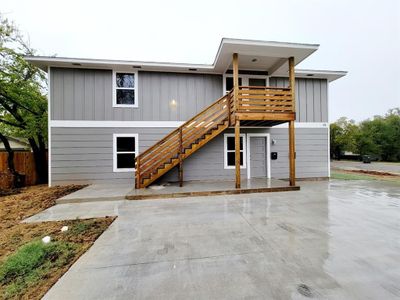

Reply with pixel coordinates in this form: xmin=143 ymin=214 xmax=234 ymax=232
xmin=26 ymin=38 xmax=346 ymax=188
xmin=0 ymin=137 xmax=30 ymax=151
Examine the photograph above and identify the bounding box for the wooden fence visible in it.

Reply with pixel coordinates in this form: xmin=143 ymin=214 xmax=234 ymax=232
xmin=0 ymin=152 xmax=44 ymax=189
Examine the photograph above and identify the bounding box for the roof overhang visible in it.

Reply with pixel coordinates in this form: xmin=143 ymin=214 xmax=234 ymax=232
xmin=25 ymin=38 xmax=346 ymax=82
xmin=212 ymin=38 xmax=319 ymax=74
xmin=277 ymin=69 xmax=348 ymax=82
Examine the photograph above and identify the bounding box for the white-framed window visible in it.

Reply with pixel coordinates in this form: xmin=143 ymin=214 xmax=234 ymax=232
xmin=224 ymin=133 xmax=246 ymax=169
xmin=222 ymin=73 xmax=269 ymax=94
xmin=113 ymin=133 xmax=139 ymax=172
xmin=113 ymin=71 xmax=138 ymax=107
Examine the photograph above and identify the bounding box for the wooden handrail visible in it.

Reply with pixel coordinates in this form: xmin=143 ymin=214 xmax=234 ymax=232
xmin=136 ymin=91 xmax=233 ymax=163
xmin=138 ymin=97 xmax=227 ymax=168
xmin=239 ymin=86 xmax=291 ymax=90
xmin=139 ymin=99 xmax=229 ymax=175
xmin=136 ymin=90 xmax=234 ymax=183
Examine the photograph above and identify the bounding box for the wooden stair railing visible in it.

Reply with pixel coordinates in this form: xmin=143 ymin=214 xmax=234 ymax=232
xmin=135 ymin=91 xmax=233 ymax=188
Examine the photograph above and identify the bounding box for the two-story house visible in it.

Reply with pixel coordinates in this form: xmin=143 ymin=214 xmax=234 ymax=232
xmin=26 ymin=38 xmax=346 ymax=189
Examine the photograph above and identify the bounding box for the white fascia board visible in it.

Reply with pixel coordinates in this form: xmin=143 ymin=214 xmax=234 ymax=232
xmin=271 ymin=69 xmax=347 ymax=82
xmin=25 ymin=38 xmax=320 ymax=73
xmin=25 ymin=56 xmax=215 ymax=73
xmin=26 ymin=39 xmax=345 ymax=82
xmin=50 ymin=120 xmax=184 ymax=128
xmin=295 ymin=69 xmax=347 ymax=82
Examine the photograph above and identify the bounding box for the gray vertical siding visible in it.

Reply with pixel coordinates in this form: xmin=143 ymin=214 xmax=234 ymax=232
xmin=51 ymin=127 xmax=328 ymax=185
xmin=50 ymin=68 xmax=222 ymax=121
xmin=269 ymin=77 xmax=328 ymax=122
xmin=269 ymin=127 xmax=329 ymax=178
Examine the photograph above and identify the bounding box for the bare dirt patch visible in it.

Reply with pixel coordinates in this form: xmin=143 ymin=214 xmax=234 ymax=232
xmin=344 ymin=169 xmax=399 ymax=177
xmin=0 ymin=185 xmax=115 ymax=299
xmin=0 ymin=184 xmax=85 ymax=231
xmin=346 ymin=169 xmax=398 ymax=177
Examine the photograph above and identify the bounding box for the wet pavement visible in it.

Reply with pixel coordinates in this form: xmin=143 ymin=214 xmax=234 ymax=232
xmin=36 ymin=180 xmax=400 ymax=300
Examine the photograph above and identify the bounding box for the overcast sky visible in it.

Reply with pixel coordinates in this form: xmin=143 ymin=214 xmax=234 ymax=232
xmin=2 ymin=0 xmax=400 ymax=122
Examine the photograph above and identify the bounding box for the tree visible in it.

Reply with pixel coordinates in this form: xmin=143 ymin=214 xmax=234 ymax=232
xmin=329 ymin=117 xmax=359 ymax=159
xmin=0 ymin=15 xmax=48 ymax=184
xmin=356 ymin=108 xmax=400 ymax=161
xmin=331 ymin=108 xmax=400 ymax=162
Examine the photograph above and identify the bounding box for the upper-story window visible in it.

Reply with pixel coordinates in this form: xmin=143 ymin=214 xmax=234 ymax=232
xmin=113 ymin=71 xmax=138 ymax=107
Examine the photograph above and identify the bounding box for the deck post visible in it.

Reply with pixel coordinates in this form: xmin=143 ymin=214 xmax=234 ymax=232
xmin=235 ymin=119 xmax=241 ymax=188
xmin=233 ymin=53 xmax=239 ymax=113
xmin=289 ymin=120 xmax=295 ymax=186
xmin=179 ymin=127 xmax=183 ymax=187
xmin=136 ymin=157 xmax=140 ymax=189
xmin=288 ymin=57 xmax=296 ymax=186
xmin=233 ymin=53 xmax=241 ymax=189
xmin=288 ymin=56 xmax=296 ymax=112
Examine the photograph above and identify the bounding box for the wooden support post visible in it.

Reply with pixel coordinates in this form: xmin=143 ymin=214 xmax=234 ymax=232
xmin=288 ymin=56 xmax=296 ymax=112
xmin=136 ymin=157 xmax=140 ymax=189
xmin=178 ymin=127 xmax=183 ymax=187
xmin=289 ymin=120 xmax=295 ymax=186
xmin=288 ymin=57 xmax=296 ymax=186
xmin=235 ymin=119 xmax=241 ymax=189
xmin=233 ymin=53 xmax=239 ymax=114
xmin=233 ymin=53 xmax=241 ymax=189
xmin=227 ymin=93 xmax=231 ymax=125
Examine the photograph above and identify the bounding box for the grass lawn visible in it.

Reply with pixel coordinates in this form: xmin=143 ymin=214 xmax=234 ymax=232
xmin=0 ymin=185 xmax=115 ymax=299
xmin=331 ymin=170 xmax=400 ymax=182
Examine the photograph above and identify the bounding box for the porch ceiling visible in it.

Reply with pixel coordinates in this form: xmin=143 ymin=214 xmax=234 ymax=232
xmin=213 ymin=38 xmax=319 ymax=75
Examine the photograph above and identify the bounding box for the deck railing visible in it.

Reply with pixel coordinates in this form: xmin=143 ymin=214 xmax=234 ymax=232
xmin=236 ymin=86 xmax=294 ymax=113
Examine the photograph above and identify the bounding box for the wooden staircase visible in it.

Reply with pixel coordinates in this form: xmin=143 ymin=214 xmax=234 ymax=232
xmin=135 ymin=81 xmax=296 ymax=189
xmin=135 ymin=92 xmax=234 ymax=188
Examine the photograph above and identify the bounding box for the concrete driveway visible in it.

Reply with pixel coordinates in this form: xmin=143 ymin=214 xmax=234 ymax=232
xmin=31 ymin=180 xmax=400 ymax=299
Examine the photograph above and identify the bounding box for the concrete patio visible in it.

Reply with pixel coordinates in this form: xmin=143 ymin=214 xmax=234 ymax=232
xmin=56 ymin=178 xmax=298 ymax=204
xmin=26 ymin=180 xmax=400 ymax=299
xmin=127 ymin=178 xmax=298 ymax=200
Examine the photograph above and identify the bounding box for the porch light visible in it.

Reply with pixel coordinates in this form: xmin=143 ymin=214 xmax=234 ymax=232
xmin=251 ymin=58 xmax=258 ymax=62
xmin=132 ymin=65 xmax=142 ymax=69
xmin=306 ymin=74 xmax=314 ymax=77
xmin=170 ymin=99 xmax=177 ymax=106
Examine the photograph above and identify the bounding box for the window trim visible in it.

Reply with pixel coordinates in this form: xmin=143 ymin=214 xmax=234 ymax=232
xmin=112 ymin=70 xmax=139 ymax=108
xmin=224 ymin=133 xmax=247 ymax=169
xmin=113 ymin=133 xmax=139 ymax=172
xmin=222 ymin=73 xmax=269 ymax=94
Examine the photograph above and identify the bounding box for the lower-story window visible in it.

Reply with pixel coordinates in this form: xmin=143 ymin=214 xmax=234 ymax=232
xmin=113 ymin=133 xmax=138 ymax=172
xmin=224 ymin=133 xmax=246 ymax=169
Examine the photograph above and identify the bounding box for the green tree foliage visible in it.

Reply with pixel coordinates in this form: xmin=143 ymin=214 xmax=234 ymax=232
xmin=0 ymin=14 xmax=48 ymax=184
xmin=329 ymin=117 xmax=359 ymax=159
xmin=330 ymin=108 xmax=400 ymax=161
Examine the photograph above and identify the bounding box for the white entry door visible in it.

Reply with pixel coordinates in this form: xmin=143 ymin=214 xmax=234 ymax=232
xmin=247 ymin=134 xmax=271 ymax=179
